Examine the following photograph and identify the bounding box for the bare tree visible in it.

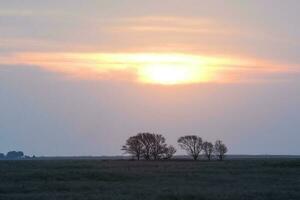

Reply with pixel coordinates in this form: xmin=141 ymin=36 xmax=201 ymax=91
xmin=6 ymin=151 xmax=24 ymax=159
xmin=134 ymin=133 xmax=169 ymax=160
xmin=137 ymin=133 xmax=154 ymax=160
xmin=178 ymin=135 xmax=203 ymax=160
xmin=214 ymin=140 xmax=228 ymax=161
xmin=150 ymin=134 xmax=167 ymax=160
xmin=121 ymin=136 xmax=143 ymax=160
xmin=202 ymin=141 xmax=214 ymax=160
xmin=162 ymin=145 xmax=177 ymax=160
xmin=123 ymin=133 xmax=176 ymax=160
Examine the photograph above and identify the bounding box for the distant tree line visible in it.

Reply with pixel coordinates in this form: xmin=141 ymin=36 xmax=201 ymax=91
xmin=122 ymin=133 xmax=228 ymax=161
xmin=0 ymin=151 xmax=32 ymax=160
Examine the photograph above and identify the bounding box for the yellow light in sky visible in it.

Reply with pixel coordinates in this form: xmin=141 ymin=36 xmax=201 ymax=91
xmin=138 ymin=63 xmax=208 ymax=85
xmin=139 ymin=65 xmax=194 ymax=85
xmin=130 ymin=53 xmax=214 ymax=85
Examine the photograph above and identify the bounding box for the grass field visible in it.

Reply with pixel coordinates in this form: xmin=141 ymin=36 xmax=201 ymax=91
xmin=0 ymin=159 xmax=299 ymax=200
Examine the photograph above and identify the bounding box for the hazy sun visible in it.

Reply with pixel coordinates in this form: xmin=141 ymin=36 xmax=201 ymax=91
xmin=138 ymin=65 xmax=199 ymax=85
xmin=140 ymin=65 xmax=188 ymax=85
xmin=135 ymin=54 xmax=213 ymax=85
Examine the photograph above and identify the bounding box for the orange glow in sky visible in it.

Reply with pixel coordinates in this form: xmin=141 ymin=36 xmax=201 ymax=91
xmin=3 ymin=52 xmax=280 ymax=85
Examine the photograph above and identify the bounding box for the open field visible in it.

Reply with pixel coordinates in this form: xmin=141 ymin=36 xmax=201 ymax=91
xmin=0 ymin=159 xmax=299 ymax=200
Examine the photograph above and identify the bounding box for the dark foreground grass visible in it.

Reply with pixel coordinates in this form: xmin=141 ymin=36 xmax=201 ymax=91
xmin=0 ymin=159 xmax=299 ymax=200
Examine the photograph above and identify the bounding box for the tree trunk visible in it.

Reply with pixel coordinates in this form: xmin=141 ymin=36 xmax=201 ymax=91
xmin=193 ymin=155 xmax=198 ymax=160
xmin=219 ymin=155 xmax=223 ymax=161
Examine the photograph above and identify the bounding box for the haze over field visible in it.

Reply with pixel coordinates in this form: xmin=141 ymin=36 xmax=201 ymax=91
xmin=0 ymin=0 xmax=299 ymax=156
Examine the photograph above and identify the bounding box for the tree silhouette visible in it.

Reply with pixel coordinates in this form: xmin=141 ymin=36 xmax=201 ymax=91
xmin=122 ymin=136 xmax=143 ymax=160
xmin=202 ymin=141 xmax=214 ymax=160
xmin=178 ymin=135 xmax=203 ymax=160
xmin=6 ymin=151 xmax=24 ymax=159
xmin=214 ymin=140 xmax=228 ymax=161
xmin=138 ymin=133 xmax=154 ymax=160
xmin=122 ymin=133 xmax=173 ymax=160
xmin=149 ymin=134 xmax=167 ymax=160
xmin=163 ymin=145 xmax=177 ymax=160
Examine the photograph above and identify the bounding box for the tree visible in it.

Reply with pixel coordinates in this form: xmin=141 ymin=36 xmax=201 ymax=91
xmin=122 ymin=136 xmax=143 ymax=160
xmin=135 ymin=133 xmax=167 ymax=160
xmin=202 ymin=141 xmax=214 ymax=160
xmin=162 ymin=145 xmax=177 ymax=160
xmin=122 ymin=133 xmax=172 ymax=160
xmin=0 ymin=153 xmax=5 ymax=159
xmin=137 ymin=133 xmax=154 ymax=160
xmin=6 ymin=151 xmax=24 ymax=159
xmin=178 ymin=135 xmax=203 ymax=160
xmin=214 ymin=140 xmax=228 ymax=161
xmin=150 ymin=134 xmax=167 ymax=160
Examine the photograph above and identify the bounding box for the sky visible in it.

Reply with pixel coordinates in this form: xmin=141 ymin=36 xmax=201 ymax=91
xmin=0 ymin=0 xmax=300 ymax=156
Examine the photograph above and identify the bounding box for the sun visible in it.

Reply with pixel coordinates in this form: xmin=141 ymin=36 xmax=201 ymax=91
xmin=138 ymin=64 xmax=200 ymax=85
xmin=135 ymin=54 xmax=212 ymax=85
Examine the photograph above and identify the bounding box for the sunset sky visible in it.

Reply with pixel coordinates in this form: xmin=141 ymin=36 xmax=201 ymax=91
xmin=1 ymin=0 xmax=300 ymax=156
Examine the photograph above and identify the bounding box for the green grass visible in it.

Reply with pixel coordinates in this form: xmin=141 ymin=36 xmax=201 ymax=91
xmin=0 ymin=159 xmax=299 ymax=200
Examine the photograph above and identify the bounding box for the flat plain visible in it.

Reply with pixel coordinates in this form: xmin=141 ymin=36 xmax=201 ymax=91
xmin=0 ymin=159 xmax=299 ymax=200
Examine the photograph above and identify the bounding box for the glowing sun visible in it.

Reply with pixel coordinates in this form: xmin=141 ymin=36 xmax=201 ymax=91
xmin=138 ymin=65 xmax=200 ymax=85
xmin=135 ymin=54 xmax=213 ymax=85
